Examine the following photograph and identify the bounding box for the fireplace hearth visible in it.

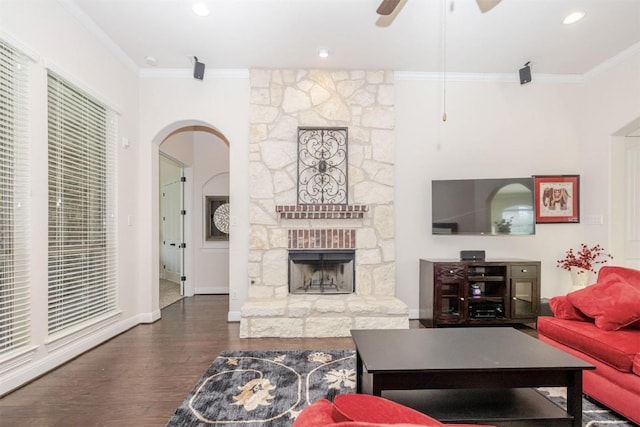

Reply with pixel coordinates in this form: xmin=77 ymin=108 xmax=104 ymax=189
xmin=288 ymin=250 xmax=355 ymax=294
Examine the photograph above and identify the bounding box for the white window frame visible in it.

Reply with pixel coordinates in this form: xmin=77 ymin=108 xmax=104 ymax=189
xmin=0 ymin=39 xmax=31 ymax=359
xmin=47 ymin=71 xmax=118 ymax=339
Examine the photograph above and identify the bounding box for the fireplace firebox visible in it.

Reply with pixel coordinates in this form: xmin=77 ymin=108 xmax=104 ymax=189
xmin=288 ymin=250 xmax=355 ymax=294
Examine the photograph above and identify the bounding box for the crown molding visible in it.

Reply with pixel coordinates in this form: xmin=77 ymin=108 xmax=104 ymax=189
xmin=584 ymin=40 xmax=640 ymax=81
xmin=395 ymin=71 xmax=584 ymax=84
xmin=139 ymin=68 xmax=250 ymax=79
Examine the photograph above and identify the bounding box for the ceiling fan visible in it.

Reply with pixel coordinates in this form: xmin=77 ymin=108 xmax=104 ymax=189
xmin=377 ymin=0 xmax=502 ymax=15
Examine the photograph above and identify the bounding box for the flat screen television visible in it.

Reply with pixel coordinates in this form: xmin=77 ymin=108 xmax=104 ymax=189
xmin=432 ymin=177 xmax=535 ymax=235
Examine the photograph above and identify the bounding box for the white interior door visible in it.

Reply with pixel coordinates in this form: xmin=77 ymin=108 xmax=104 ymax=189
xmin=625 ymin=137 xmax=640 ymax=269
xmin=161 ymin=179 xmax=183 ymax=284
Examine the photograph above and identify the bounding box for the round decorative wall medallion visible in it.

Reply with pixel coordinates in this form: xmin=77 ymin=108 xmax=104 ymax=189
xmin=213 ymin=203 xmax=230 ymax=234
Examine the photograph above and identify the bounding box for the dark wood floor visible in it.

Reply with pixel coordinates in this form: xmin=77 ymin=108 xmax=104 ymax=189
xmin=0 ymin=296 xmax=536 ymax=426
xmin=0 ymin=295 xmax=356 ymax=426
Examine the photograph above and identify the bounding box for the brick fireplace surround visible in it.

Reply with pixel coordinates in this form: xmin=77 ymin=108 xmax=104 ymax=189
xmin=240 ymin=69 xmax=409 ymax=338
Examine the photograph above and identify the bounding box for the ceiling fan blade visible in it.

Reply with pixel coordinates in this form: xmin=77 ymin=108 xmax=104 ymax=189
xmin=476 ymin=0 xmax=501 ymax=13
xmin=377 ymin=0 xmax=401 ymax=15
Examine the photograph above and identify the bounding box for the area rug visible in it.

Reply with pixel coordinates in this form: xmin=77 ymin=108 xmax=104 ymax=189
xmin=538 ymin=387 xmax=635 ymax=427
xmin=166 ymin=349 xmax=356 ymax=426
xmin=167 ymin=349 xmax=635 ymax=427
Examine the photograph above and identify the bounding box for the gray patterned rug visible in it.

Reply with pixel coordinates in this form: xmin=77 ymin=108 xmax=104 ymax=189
xmin=166 ymin=349 xmax=356 ymax=426
xmin=167 ymin=350 xmax=635 ymax=427
xmin=538 ymin=387 xmax=636 ymax=427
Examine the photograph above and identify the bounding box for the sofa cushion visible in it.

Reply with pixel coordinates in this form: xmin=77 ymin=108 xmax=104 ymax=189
xmin=549 ymin=295 xmax=590 ymax=321
xmin=293 ymin=396 xmax=494 ymax=427
xmin=567 ymin=273 xmax=640 ymax=331
xmin=635 ymin=353 xmax=640 ymax=377
xmin=292 ymin=398 xmax=338 ymax=426
xmin=537 ymin=316 xmax=640 ymax=373
xmin=330 ymin=423 xmax=431 ymax=427
xmin=332 ymin=394 xmax=444 ymax=425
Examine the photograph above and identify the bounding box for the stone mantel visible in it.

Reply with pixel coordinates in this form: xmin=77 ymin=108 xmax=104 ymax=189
xmin=276 ymin=204 xmax=368 ymax=220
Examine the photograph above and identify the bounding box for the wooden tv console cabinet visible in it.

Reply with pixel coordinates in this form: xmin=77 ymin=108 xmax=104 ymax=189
xmin=419 ymin=259 xmax=541 ymax=328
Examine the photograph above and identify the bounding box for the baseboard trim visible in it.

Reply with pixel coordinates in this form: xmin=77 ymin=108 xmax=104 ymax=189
xmin=138 ymin=309 xmax=161 ymax=324
xmin=228 ymin=311 xmax=241 ymax=322
xmin=0 ymin=315 xmax=142 ymax=397
xmin=196 ymin=286 xmax=229 ymax=295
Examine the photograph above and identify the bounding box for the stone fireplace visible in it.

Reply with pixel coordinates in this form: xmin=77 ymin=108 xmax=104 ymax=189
xmin=240 ymin=69 xmax=409 ymax=338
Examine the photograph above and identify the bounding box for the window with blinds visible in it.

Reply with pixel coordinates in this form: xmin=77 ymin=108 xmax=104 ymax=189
xmin=0 ymin=40 xmax=31 ymax=356
xmin=47 ymin=72 xmax=117 ymax=336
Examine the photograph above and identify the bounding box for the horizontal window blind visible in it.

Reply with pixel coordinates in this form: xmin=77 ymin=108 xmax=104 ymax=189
xmin=47 ymin=72 xmax=117 ymax=335
xmin=0 ymin=39 xmax=31 ymax=355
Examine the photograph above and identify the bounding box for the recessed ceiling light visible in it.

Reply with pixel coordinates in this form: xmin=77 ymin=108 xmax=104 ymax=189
xmin=563 ymin=11 xmax=585 ymax=25
xmin=192 ymin=2 xmax=210 ymax=17
xmin=318 ymin=47 xmax=329 ymax=58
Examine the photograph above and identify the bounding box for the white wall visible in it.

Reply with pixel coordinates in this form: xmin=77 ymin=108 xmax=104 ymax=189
xmin=0 ymin=0 xmax=141 ymax=394
xmin=580 ymin=52 xmax=640 ymax=258
xmin=194 ymin=132 xmax=230 ymax=294
xmin=395 ymin=77 xmax=583 ymax=312
xmin=138 ymin=73 xmax=249 ymax=321
xmin=395 ymin=51 xmax=640 ymax=313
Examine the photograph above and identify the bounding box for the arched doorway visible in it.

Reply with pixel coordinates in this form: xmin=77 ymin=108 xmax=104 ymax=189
xmin=155 ymin=122 xmax=231 ymax=309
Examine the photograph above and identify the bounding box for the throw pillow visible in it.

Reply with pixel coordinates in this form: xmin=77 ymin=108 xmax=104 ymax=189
xmin=549 ymin=295 xmax=591 ymax=321
xmin=567 ymin=273 xmax=640 ymax=331
xmin=597 ymin=266 xmax=640 ymax=289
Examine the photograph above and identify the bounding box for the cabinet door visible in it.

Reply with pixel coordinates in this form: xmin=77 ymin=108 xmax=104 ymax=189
xmin=510 ymin=264 xmax=539 ymax=319
xmin=435 ymin=265 xmax=466 ymax=323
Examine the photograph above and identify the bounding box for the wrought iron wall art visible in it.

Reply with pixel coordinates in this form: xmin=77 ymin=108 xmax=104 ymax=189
xmin=297 ymin=127 xmax=348 ymax=205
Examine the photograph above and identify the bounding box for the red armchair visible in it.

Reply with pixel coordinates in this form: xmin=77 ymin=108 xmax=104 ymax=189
xmin=293 ymin=394 xmax=496 ymax=427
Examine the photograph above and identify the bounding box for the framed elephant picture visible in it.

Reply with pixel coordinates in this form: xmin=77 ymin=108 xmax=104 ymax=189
xmin=533 ymin=175 xmax=580 ymax=223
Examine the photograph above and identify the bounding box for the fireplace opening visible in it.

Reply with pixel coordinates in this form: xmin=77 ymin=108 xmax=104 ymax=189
xmin=288 ymin=250 xmax=355 ymax=294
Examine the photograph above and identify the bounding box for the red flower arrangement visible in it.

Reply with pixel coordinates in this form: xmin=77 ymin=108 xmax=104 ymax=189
xmin=557 ymin=244 xmax=613 ymax=274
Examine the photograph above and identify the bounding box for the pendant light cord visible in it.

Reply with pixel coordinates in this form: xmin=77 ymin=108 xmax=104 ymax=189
xmin=442 ymin=0 xmax=448 ymax=121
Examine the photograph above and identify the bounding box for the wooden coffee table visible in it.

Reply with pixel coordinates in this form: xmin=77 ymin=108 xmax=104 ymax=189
xmin=351 ymin=328 xmax=594 ymax=427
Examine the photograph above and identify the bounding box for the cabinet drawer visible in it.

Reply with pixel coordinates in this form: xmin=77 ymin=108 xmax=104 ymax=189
xmin=511 ymin=265 xmax=538 ymax=278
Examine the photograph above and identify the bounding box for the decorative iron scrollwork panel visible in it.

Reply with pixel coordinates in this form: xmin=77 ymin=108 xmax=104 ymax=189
xmin=297 ymin=127 xmax=348 ymax=204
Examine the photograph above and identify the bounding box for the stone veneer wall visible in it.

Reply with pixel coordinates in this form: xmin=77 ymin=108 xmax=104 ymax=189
xmin=241 ymin=69 xmax=409 ymax=338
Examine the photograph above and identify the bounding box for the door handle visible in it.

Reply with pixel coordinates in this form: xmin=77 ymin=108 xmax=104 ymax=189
xmin=170 ymin=243 xmax=176 ymax=246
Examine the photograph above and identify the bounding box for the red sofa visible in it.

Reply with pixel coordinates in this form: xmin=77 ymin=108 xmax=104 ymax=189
xmin=537 ymin=266 xmax=640 ymax=425
xmin=293 ymin=394 xmax=496 ymax=427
